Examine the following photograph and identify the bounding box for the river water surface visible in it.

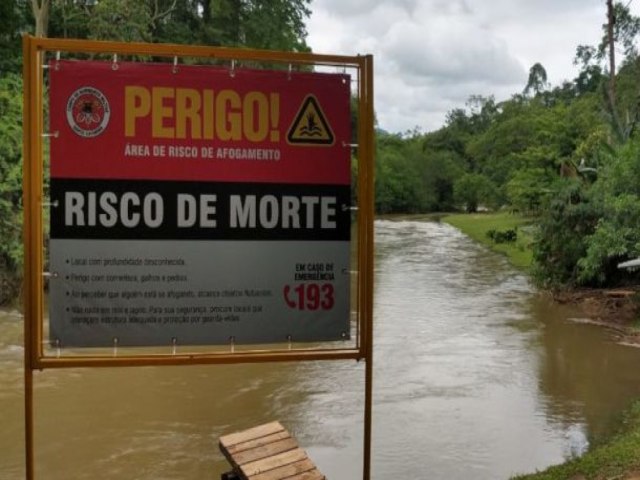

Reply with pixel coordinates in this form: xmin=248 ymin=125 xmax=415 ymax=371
xmin=2 ymin=218 xmax=640 ymax=479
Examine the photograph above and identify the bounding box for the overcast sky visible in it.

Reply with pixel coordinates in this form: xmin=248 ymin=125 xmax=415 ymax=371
xmin=307 ymin=0 xmax=640 ymax=134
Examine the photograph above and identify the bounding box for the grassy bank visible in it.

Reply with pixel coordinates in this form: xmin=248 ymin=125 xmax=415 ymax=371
xmin=511 ymin=401 xmax=640 ymax=479
xmin=442 ymin=212 xmax=534 ymax=270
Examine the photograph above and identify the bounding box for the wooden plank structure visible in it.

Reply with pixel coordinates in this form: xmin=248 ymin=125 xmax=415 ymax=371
xmin=219 ymin=422 xmax=325 ymax=480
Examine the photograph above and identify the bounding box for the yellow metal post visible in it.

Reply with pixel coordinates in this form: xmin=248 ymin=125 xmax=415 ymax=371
xmin=22 ymin=33 xmax=33 ymax=480
xmin=360 ymin=54 xmax=375 ymax=480
xmin=22 ymin=33 xmax=39 ymax=480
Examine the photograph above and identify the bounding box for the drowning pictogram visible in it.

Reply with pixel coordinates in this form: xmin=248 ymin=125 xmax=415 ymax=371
xmin=287 ymin=95 xmax=334 ymax=145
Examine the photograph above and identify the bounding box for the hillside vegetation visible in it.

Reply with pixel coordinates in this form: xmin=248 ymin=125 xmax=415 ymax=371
xmin=374 ymin=2 xmax=640 ymax=292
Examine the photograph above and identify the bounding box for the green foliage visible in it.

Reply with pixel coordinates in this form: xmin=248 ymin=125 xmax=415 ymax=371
xmin=597 ymin=1 xmax=640 ymax=59
xmin=375 ymin=133 xmax=428 ymax=213
xmin=531 ymin=180 xmax=601 ymax=288
xmin=506 ymin=167 xmax=555 ymax=214
xmin=373 ymin=75 xmax=607 ymax=225
xmin=420 ymin=149 xmax=465 ymax=211
xmin=528 ymin=5 xmax=640 ymax=288
xmin=532 ymin=126 xmax=640 ymax=288
xmin=230 ymin=0 xmax=311 ymax=52
xmin=453 ymin=173 xmax=496 ymax=213
xmin=486 ymin=228 xmax=518 ymax=244
xmin=523 ymin=62 xmax=548 ymax=96
xmin=88 ymin=0 xmax=153 ymax=42
xmin=575 ymin=137 xmax=640 ymax=285
xmin=466 ymin=98 xmax=577 ymax=188
xmin=0 ymin=73 xmax=24 ymax=276
xmin=374 ymin=130 xmax=466 ymax=213
xmin=0 ymin=1 xmax=31 ymax=74
xmin=577 ymin=194 xmax=640 ymax=284
xmin=46 ymin=0 xmax=312 ymax=52
xmin=609 ymin=56 xmax=640 ymax=141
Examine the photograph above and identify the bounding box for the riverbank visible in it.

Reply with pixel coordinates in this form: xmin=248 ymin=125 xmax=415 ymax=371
xmin=443 ymin=212 xmax=640 ymax=479
xmin=442 ymin=212 xmax=533 ymax=270
xmin=511 ymin=400 xmax=640 ymax=480
xmin=442 ymin=212 xmax=640 ymax=341
xmin=552 ymin=288 xmax=640 ymax=346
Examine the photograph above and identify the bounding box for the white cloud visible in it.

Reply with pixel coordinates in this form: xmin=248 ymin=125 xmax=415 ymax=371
xmin=307 ymin=0 xmax=639 ymax=133
xmin=381 ymin=16 xmax=525 ymax=84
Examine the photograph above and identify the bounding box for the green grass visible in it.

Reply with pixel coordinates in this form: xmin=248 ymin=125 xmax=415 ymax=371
xmin=442 ymin=212 xmax=534 ymax=270
xmin=510 ymin=401 xmax=640 ymax=480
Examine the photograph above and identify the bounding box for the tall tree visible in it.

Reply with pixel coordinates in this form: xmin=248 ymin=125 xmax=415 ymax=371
xmin=524 ymin=63 xmax=548 ymax=96
xmin=88 ymin=0 xmax=153 ymax=42
xmin=607 ymin=0 xmax=616 ymax=100
xmin=0 ymin=1 xmax=30 ymax=74
xmin=30 ymin=0 xmax=50 ymax=37
xmin=45 ymin=0 xmax=312 ymax=52
xmin=206 ymin=0 xmax=311 ymax=51
xmin=0 ymin=73 xmax=25 ymax=301
xmin=453 ymin=173 xmax=496 ymax=213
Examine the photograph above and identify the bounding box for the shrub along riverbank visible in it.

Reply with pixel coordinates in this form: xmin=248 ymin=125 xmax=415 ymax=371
xmin=442 ymin=212 xmax=640 ymax=479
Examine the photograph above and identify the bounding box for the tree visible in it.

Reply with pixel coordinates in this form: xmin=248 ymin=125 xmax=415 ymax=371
xmin=191 ymin=0 xmax=311 ymax=51
xmin=532 ymin=180 xmax=601 ymax=287
xmin=0 ymin=1 xmax=30 ymax=74
xmin=577 ymin=193 xmax=640 ymax=284
xmin=45 ymin=1 xmax=312 ymax=52
xmin=421 ymin=149 xmax=465 ymax=211
xmin=453 ymin=173 xmax=496 ymax=213
xmin=575 ymin=136 xmax=640 ymax=285
xmin=89 ymin=0 xmax=153 ymax=42
xmin=506 ymin=168 xmax=556 ymax=214
xmin=375 ymin=132 xmax=429 ymax=213
xmin=466 ymin=99 xmax=561 ymax=187
xmin=599 ymin=1 xmax=640 ymax=61
xmin=574 ymin=45 xmax=604 ymax=94
xmin=0 ymin=73 xmax=24 ymax=302
xmin=233 ymin=0 xmax=311 ymax=52
xmin=568 ymin=3 xmax=640 ymax=146
xmin=30 ymin=0 xmax=50 ymax=37
xmin=524 ymin=62 xmax=548 ymax=96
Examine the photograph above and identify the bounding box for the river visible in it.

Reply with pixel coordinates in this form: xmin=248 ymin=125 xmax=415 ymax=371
xmin=2 ymin=217 xmax=640 ymax=479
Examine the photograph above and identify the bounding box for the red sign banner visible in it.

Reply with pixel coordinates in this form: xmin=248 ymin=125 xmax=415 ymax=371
xmin=50 ymin=61 xmax=351 ymax=184
xmin=48 ymin=60 xmax=352 ymax=347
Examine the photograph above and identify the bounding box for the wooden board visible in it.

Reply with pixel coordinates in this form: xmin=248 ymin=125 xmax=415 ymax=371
xmin=220 ymin=422 xmax=285 ymax=448
xmin=219 ymin=422 xmax=325 ymax=480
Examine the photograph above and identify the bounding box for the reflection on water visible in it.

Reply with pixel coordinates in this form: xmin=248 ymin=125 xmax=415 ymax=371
xmin=2 ymin=218 xmax=640 ymax=479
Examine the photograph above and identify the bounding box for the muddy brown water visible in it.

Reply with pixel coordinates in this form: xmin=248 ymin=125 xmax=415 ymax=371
xmin=2 ymin=218 xmax=640 ymax=479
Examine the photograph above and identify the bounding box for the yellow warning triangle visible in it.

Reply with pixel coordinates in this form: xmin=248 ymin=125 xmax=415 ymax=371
xmin=287 ymin=95 xmax=334 ymax=146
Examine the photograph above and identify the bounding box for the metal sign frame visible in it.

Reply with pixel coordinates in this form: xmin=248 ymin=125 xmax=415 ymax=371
xmin=22 ymin=35 xmax=374 ymax=479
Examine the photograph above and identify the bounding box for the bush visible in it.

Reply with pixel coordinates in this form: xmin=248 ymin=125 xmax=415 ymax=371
xmin=486 ymin=228 xmax=518 ymax=244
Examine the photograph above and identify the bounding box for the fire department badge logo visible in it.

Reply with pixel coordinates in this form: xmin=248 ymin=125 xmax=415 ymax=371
xmin=66 ymin=87 xmax=110 ymax=138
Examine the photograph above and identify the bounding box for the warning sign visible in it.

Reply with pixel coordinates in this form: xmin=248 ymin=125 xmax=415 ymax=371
xmin=287 ymin=95 xmax=335 ymax=145
xmin=47 ymin=60 xmax=352 ymax=347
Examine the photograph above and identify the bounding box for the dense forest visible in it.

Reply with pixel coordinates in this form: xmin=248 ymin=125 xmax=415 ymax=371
xmin=1 ymin=0 xmax=640 ymax=303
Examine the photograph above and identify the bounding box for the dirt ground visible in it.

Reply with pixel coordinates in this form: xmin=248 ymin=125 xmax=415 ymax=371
xmin=552 ymin=287 xmax=640 ymax=346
